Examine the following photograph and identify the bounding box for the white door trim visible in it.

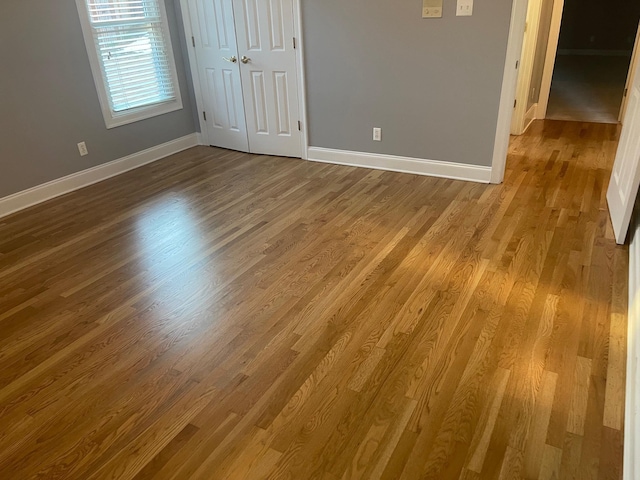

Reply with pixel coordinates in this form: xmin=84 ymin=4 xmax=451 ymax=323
xmin=179 ymin=0 xmax=208 ymax=145
xmin=511 ymin=0 xmax=543 ymax=136
xmin=537 ymin=0 xmax=565 ymax=119
xmin=491 ymin=0 xmax=529 ymax=184
xmin=178 ymin=0 xmax=309 ymax=158
xmin=293 ymin=0 xmax=309 ymax=159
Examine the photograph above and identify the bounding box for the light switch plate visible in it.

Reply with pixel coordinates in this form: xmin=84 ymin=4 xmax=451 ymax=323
xmin=457 ymin=0 xmax=473 ymax=16
xmin=422 ymin=0 xmax=443 ymax=18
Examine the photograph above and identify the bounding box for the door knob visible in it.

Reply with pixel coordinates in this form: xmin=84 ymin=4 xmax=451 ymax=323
xmin=241 ymin=56 xmax=251 ymax=64
xmin=223 ymin=56 xmax=237 ymax=63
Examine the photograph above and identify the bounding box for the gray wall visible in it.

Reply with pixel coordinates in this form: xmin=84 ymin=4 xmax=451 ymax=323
xmin=302 ymin=0 xmax=513 ymax=167
xmin=0 ymin=0 xmax=197 ymax=199
xmin=1 ymin=0 xmax=516 ymax=199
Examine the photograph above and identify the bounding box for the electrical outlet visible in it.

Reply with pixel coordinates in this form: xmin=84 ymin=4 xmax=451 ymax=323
xmin=77 ymin=142 xmax=89 ymax=157
xmin=373 ymin=128 xmax=382 ymax=142
xmin=457 ymin=0 xmax=473 ymax=16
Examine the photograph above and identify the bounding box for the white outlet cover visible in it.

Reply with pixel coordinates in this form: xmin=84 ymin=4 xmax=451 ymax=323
xmin=457 ymin=0 xmax=473 ymax=16
xmin=77 ymin=142 xmax=89 ymax=156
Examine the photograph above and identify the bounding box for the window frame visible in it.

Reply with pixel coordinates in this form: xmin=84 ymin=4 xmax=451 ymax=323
xmin=75 ymin=0 xmax=183 ymax=129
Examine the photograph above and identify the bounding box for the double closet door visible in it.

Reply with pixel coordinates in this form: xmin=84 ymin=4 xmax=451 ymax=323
xmin=186 ymin=0 xmax=301 ymax=157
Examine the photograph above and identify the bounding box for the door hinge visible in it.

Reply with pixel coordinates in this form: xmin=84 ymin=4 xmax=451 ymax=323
xmin=516 ymin=60 xmax=519 ymax=69
xmin=293 ymin=37 xmax=297 ymax=49
xmin=192 ymin=36 xmax=196 ymax=47
xmin=203 ymin=111 xmax=207 ymax=121
xmin=297 ymin=120 xmax=301 ymax=131
xmin=514 ymin=99 xmax=517 ymax=108
xmin=624 ymin=88 xmax=628 ymax=97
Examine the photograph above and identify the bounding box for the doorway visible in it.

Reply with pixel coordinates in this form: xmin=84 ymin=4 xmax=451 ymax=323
xmin=180 ymin=0 xmax=304 ymax=158
xmin=511 ymin=0 xmax=640 ymax=133
xmin=546 ymin=55 xmax=631 ymax=123
xmin=545 ymin=1 xmax=640 ymax=123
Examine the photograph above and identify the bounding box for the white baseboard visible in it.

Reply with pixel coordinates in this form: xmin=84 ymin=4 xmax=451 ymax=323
xmin=523 ymin=103 xmax=538 ymax=133
xmin=307 ymin=147 xmax=492 ymax=184
xmin=0 ymin=133 xmax=199 ymax=219
xmin=626 ymin=218 xmax=640 ymax=480
xmin=511 ymin=103 xmax=539 ymax=137
xmin=196 ymin=131 xmax=205 ymax=146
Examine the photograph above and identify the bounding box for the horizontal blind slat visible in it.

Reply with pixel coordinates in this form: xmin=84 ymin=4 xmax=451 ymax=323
xmin=87 ymin=0 xmax=161 ymax=24
xmin=102 ymin=64 xmax=167 ymax=79
xmin=111 ymin=93 xmax=175 ymax=112
xmin=106 ymin=77 xmax=175 ymax=94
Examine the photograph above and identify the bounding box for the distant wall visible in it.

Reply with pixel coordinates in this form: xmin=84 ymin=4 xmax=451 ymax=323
xmin=558 ymin=0 xmax=640 ymax=52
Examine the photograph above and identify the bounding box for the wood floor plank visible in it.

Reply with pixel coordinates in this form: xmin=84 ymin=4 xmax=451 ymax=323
xmin=0 ymin=120 xmax=627 ymax=479
xmin=539 ymin=444 xmax=563 ymax=480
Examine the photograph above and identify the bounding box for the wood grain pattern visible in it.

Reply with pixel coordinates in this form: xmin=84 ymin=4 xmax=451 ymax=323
xmin=0 ymin=120 xmax=627 ymax=479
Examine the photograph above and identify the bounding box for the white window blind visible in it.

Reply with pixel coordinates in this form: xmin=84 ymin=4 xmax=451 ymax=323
xmin=76 ymin=0 xmax=182 ymax=127
xmin=85 ymin=0 xmax=177 ymax=112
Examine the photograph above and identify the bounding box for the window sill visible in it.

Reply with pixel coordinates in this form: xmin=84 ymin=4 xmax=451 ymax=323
xmin=104 ymin=99 xmax=184 ymax=129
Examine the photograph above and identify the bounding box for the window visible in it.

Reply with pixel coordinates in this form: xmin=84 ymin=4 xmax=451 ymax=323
xmin=76 ymin=0 xmax=183 ymax=128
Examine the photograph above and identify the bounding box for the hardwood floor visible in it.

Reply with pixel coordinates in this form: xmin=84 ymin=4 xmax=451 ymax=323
xmin=0 ymin=120 xmax=627 ymax=479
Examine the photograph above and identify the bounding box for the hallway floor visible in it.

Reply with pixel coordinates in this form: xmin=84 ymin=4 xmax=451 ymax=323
xmin=547 ymin=55 xmax=631 ymax=124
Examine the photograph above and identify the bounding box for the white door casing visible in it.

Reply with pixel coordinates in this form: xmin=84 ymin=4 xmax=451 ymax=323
xmin=188 ymin=0 xmax=249 ymax=152
xmin=511 ymin=0 xmax=543 ymax=135
xmin=233 ymin=0 xmax=301 ymax=157
xmin=537 ymin=0 xmax=565 ymax=120
xmin=607 ymin=63 xmax=640 ymax=244
xmin=490 ymin=0 xmax=529 ymax=184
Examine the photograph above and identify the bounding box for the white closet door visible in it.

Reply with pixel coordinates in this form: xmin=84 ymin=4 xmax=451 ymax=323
xmin=232 ymin=0 xmax=301 ymax=157
xmin=188 ymin=0 xmax=249 ymax=152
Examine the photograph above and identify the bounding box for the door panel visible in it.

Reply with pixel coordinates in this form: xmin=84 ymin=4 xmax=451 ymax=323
xmin=233 ymin=0 xmax=301 ymax=157
xmin=250 ymin=71 xmax=269 ymax=133
xmin=607 ymin=65 xmax=640 ymax=244
xmin=274 ymin=72 xmax=292 ymax=134
xmin=188 ymin=0 xmax=249 ymax=152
